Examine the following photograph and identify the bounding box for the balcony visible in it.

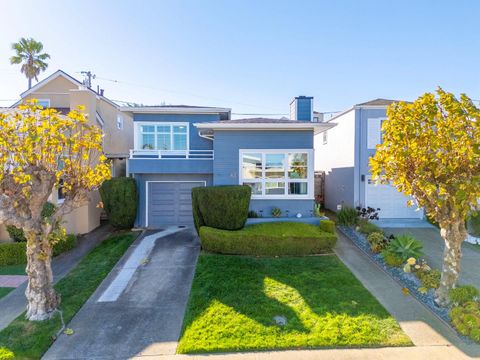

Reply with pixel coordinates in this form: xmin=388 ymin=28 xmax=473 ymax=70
xmin=128 ymin=149 xmax=214 ymax=174
xmin=129 ymin=149 xmax=214 ymax=160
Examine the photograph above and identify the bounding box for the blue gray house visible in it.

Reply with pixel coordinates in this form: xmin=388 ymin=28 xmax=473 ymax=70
xmin=315 ymin=99 xmax=424 ymax=219
xmin=125 ymin=97 xmax=333 ymax=227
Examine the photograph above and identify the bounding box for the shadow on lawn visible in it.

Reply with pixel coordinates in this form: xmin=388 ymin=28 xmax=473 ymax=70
xmin=182 ymin=254 xmax=393 ymax=335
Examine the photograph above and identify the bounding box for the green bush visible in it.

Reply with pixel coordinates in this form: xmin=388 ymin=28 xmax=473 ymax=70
xmin=5 ymin=226 xmax=26 ymax=242
xmin=100 ymin=177 xmax=138 ymax=229
xmin=337 ymin=206 xmax=358 ymax=226
xmin=319 ymin=219 xmax=335 ymax=234
xmin=367 ymin=232 xmax=386 ymax=253
xmin=450 ymin=301 xmax=480 ymax=343
xmin=417 ymin=269 xmax=441 ymax=289
xmin=192 ymin=185 xmax=251 ymax=233
xmin=467 ymin=211 xmax=480 ymax=237
xmin=247 ymin=210 xmax=259 ymax=218
xmin=0 ymin=243 xmax=27 ymax=266
xmin=449 ymin=285 xmax=480 ymax=306
xmin=52 ymin=234 xmax=76 ymax=257
xmin=382 ymin=250 xmax=403 ymax=267
xmin=358 ymin=221 xmax=383 ymax=235
xmin=199 ymin=222 xmax=337 ymax=256
xmin=271 ymin=207 xmax=282 ymax=217
xmin=385 ymin=234 xmax=423 ymax=261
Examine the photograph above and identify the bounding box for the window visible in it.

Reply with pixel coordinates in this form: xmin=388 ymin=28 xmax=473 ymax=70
xmin=117 ymin=115 xmax=124 ymax=130
xmin=367 ymin=118 xmax=386 ymax=149
xmin=37 ymin=99 xmax=50 ymax=108
xmin=240 ymin=150 xmax=312 ymax=198
xmin=137 ymin=123 xmax=189 ymax=150
xmin=322 ymin=131 xmax=328 ymax=145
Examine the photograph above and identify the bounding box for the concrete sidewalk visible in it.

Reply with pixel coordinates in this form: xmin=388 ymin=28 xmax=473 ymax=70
xmin=0 ymin=224 xmax=113 ymax=331
xmin=43 ymin=227 xmax=200 ymax=360
xmin=334 ymin=231 xmax=480 ymax=359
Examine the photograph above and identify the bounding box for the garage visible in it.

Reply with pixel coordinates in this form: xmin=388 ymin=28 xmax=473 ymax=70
xmin=147 ymin=181 xmax=205 ymax=227
xmin=365 ymin=177 xmax=423 ymax=219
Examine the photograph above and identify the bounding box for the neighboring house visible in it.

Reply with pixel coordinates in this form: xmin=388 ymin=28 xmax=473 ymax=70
xmin=126 ymin=96 xmax=333 ymax=227
xmin=315 ymin=98 xmax=424 ymax=219
xmin=0 ymin=70 xmax=133 ymax=239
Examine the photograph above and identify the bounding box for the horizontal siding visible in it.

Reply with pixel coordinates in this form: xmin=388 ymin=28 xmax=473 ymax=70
xmin=128 ymin=158 xmax=213 ymax=174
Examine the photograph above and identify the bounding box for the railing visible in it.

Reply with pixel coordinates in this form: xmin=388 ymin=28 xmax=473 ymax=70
xmin=129 ymin=149 xmax=214 ymax=160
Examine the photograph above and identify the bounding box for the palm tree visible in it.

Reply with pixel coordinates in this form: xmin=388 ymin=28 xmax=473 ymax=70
xmin=10 ymin=37 xmax=50 ymax=89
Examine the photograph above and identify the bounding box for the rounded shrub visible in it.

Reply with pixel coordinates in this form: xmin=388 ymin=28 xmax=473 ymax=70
xmin=450 ymin=301 xmax=480 ymax=342
xmin=0 ymin=242 xmax=27 ymax=266
xmin=449 ymin=285 xmax=480 ymax=306
xmin=417 ymin=269 xmax=441 ymax=289
xmin=6 ymin=225 xmax=26 ymax=242
xmin=337 ymin=206 xmax=358 ymax=227
xmin=384 ymin=234 xmax=423 ymax=261
xmin=100 ymin=177 xmax=138 ymax=229
xmin=192 ymin=185 xmax=251 ymax=233
xmin=319 ymin=219 xmax=335 ymax=234
xmin=382 ymin=250 xmax=403 ymax=267
xmin=367 ymin=232 xmax=386 ymax=253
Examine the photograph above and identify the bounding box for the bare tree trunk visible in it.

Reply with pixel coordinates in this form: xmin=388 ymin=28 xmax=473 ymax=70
xmin=25 ymin=232 xmax=59 ymax=321
xmin=435 ymin=220 xmax=467 ymax=307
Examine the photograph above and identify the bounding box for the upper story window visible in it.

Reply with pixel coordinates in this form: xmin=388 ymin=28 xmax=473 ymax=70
xmin=367 ymin=118 xmax=386 ymax=149
xmin=322 ymin=131 xmax=328 ymax=145
xmin=37 ymin=99 xmax=50 ymax=108
xmin=240 ymin=149 xmax=313 ymax=199
xmin=137 ymin=122 xmax=189 ymax=150
xmin=117 ymin=115 xmax=124 ymax=130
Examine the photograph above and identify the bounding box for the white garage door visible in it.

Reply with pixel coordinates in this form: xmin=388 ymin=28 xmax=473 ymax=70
xmin=365 ymin=177 xmax=422 ymax=219
xmin=147 ymin=181 xmax=205 ymax=227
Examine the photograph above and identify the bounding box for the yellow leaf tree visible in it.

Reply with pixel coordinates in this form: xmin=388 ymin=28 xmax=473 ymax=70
xmin=0 ymin=101 xmax=111 ymax=320
xmin=370 ymin=88 xmax=480 ymax=306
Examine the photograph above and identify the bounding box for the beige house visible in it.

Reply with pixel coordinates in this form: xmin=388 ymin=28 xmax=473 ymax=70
xmin=0 ymin=70 xmax=133 ymax=240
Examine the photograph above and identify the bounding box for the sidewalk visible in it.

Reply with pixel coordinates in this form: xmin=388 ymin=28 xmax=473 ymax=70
xmin=0 ymin=224 xmax=113 ymax=331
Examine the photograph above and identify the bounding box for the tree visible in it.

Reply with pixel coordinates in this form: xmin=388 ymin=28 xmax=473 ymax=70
xmin=10 ymin=37 xmax=50 ymax=89
xmin=370 ymin=88 xmax=480 ymax=306
xmin=0 ymin=101 xmax=111 ymax=320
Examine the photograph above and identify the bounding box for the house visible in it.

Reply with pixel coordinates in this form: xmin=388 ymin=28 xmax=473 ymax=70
xmin=126 ymin=96 xmax=334 ymax=227
xmin=0 ymin=70 xmax=133 ymax=240
xmin=315 ymin=98 xmax=424 ymax=219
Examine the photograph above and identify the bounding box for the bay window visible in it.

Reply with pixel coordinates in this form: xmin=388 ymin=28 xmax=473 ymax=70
xmin=137 ymin=123 xmax=189 ymax=150
xmin=240 ymin=149 xmax=313 ymax=198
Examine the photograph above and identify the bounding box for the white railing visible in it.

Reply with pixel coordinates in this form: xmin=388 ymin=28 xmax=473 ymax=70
xmin=129 ymin=149 xmax=214 ymax=160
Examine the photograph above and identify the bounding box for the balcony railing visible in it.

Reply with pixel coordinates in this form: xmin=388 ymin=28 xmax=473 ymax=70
xmin=129 ymin=149 xmax=214 ymax=160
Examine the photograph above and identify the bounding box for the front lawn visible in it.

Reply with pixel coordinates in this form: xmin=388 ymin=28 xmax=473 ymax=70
xmin=200 ymin=222 xmax=337 ymax=256
xmin=0 ymin=288 xmax=14 ymax=300
xmin=0 ymin=231 xmax=139 ymax=360
xmin=177 ymin=254 xmax=411 ymax=353
xmin=0 ymin=264 xmax=26 ymax=276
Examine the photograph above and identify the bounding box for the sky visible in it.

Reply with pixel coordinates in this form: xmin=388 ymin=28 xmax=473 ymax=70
xmin=0 ymin=0 xmax=479 ymax=117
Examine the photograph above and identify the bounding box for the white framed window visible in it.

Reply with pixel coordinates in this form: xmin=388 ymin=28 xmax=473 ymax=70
xmin=117 ymin=115 xmax=124 ymax=130
xmin=37 ymin=99 xmax=50 ymax=108
xmin=239 ymin=149 xmax=314 ymax=199
xmin=135 ymin=122 xmax=189 ymax=151
xmin=367 ymin=117 xmax=386 ymax=149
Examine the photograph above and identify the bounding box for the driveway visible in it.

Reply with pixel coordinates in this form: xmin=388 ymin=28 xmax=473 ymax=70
xmin=43 ymin=227 xmax=200 ymax=359
xmin=384 ymin=227 xmax=480 ymax=288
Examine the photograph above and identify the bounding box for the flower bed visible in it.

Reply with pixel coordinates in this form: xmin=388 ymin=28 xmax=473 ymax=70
xmin=338 ymin=226 xmax=451 ymax=323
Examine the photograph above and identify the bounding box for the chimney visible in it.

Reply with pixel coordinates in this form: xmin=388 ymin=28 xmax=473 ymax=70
xmin=100 ymin=89 xmax=104 ymax=96
xmin=290 ymin=96 xmax=313 ymax=121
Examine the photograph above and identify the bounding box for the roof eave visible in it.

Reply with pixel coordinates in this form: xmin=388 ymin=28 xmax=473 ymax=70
xmin=194 ymin=122 xmax=336 ymax=134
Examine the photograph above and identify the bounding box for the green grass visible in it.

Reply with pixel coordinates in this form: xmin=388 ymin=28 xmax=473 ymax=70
xmin=0 ymin=231 xmax=139 ymax=360
xmin=0 ymin=288 xmax=14 ymax=300
xmin=178 ymin=254 xmax=411 ymax=354
xmin=0 ymin=264 xmax=26 ymax=276
xmin=200 ymin=222 xmax=337 ymax=256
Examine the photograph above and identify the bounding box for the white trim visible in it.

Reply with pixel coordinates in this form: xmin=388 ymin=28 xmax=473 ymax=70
xmin=19 ymin=70 xmax=83 ymax=98
xmin=121 ymin=106 xmax=231 ymax=115
xmin=238 ymin=149 xmax=314 ymax=200
xmin=134 ymin=121 xmax=190 ymax=151
xmin=145 ymin=180 xmax=206 ymax=227
xmin=195 ymin=122 xmax=334 ymax=135
xmin=96 ymin=112 xmax=105 ymax=128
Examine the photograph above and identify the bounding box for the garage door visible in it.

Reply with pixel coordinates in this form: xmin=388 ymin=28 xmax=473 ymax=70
xmin=147 ymin=181 xmax=205 ymax=227
xmin=365 ymin=177 xmax=422 ymax=219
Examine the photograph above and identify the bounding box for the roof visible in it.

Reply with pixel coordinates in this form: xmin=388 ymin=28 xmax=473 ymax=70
xmin=194 ymin=117 xmax=335 ymax=134
xmin=120 ymin=105 xmax=231 ymax=119
xmin=355 ymin=98 xmax=405 ymax=107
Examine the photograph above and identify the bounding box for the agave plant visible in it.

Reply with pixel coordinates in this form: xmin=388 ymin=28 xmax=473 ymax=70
xmin=386 ymin=234 xmax=424 ymax=261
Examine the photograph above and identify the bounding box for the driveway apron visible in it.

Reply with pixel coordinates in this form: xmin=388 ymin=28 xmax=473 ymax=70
xmin=43 ymin=227 xmax=200 ymax=360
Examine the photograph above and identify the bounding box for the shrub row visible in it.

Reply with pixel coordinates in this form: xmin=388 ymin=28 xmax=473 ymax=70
xmin=199 ymin=222 xmax=337 ymax=256
xmin=0 ymin=234 xmax=77 ymax=266
xmin=192 ymin=185 xmax=251 ymax=233
xmin=100 ymin=177 xmax=138 ymax=229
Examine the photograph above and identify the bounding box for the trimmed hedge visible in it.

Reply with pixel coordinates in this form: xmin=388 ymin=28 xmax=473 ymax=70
xmin=192 ymin=185 xmax=251 ymax=233
xmin=0 ymin=234 xmax=77 ymax=266
xmin=199 ymin=222 xmax=337 ymax=256
xmin=319 ymin=219 xmax=335 ymax=234
xmin=100 ymin=177 xmax=138 ymax=229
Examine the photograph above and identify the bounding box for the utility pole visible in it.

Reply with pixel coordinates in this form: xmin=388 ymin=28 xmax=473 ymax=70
xmin=80 ymin=71 xmax=96 ymax=88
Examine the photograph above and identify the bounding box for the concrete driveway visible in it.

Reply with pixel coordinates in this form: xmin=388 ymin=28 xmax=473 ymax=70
xmin=384 ymin=227 xmax=480 ymax=288
xmin=43 ymin=227 xmax=200 ymax=360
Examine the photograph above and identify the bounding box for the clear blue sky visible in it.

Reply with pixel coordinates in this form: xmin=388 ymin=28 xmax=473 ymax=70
xmin=0 ymin=0 xmax=479 ymax=116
